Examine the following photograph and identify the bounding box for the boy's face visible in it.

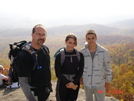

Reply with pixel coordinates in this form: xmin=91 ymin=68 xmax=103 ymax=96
xmin=86 ymin=34 xmax=97 ymax=47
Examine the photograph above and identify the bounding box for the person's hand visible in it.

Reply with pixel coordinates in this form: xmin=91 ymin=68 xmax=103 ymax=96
xmin=6 ymin=81 xmax=10 ymax=85
xmin=105 ymin=82 xmax=110 ymax=88
xmin=66 ymin=82 xmax=78 ymax=90
xmin=71 ymin=85 xmax=78 ymax=90
xmin=66 ymin=82 xmax=75 ymax=88
xmin=80 ymin=78 xmax=83 ymax=85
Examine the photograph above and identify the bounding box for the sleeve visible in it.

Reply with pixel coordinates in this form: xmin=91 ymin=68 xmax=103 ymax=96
xmin=73 ymin=52 xmax=84 ymax=85
xmin=79 ymin=49 xmax=85 ymax=79
xmin=1 ymin=74 xmax=7 ymax=79
xmin=18 ymin=51 xmax=33 ymax=77
xmin=19 ymin=77 xmax=36 ymax=101
xmin=54 ymin=53 xmax=70 ymax=85
xmin=104 ymin=50 xmax=112 ymax=83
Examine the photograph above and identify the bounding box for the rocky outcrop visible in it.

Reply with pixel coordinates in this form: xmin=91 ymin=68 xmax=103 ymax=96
xmin=0 ymin=81 xmax=119 ymax=101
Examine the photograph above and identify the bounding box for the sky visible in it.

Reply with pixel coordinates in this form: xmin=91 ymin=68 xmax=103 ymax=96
xmin=0 ymin=0 xmax=134 ymax=28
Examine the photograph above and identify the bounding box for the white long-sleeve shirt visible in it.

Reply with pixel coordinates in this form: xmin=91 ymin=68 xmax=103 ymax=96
xmin=0 ymin=73 xmax=7 ymax=85
xmin=80 ymin=43 xmax=112 ymax=88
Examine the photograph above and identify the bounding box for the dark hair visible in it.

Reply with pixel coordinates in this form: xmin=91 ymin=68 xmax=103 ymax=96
xmin=86 ymin=30 xmax=97 ymax=38
xmin=32 ymin=24 xmax=45 ymax=33
xmin=65 ymin=33 xmax=77 ymax=46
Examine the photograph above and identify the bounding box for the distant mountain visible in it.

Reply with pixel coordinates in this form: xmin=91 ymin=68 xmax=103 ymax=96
xmin=0 ymin=24 xmax=119 ymax=37
xmin=78 ymin=35 xmax=134 ymax=47
xmin=0 ymin=28 xmax=31 ymax=37
xmin=108 ymin=19 xmax=134 ymax=29
xmin=0 ymin=22 xmax=134 ymax=39
xmin=47 ymin=24 xmax=119 ymax=37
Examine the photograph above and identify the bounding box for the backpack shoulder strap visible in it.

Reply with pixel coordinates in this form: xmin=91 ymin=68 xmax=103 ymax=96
xmin=74 ymin=49 xmax=80 ymax=62
xmin=60 ymin=48 xmax=81 ymax=66
xmin=41 ymin=45 xmax=50 ymax=54
xmin=22 ymin=44 xmax=37 ymax=70
xmin=60 ymin=48 xmax=65 ymax=66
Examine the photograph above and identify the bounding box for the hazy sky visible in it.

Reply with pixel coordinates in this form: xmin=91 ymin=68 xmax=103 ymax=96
xmin=0 ymin=0 xmax=134 ymax=28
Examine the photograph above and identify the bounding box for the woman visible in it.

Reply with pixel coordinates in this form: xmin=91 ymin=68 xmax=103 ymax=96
xmin=54 ymin=33 xmax=84 ymax=101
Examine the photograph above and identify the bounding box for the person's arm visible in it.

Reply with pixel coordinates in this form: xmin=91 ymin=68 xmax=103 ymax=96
xmin=79 ymin=49 xmax=85 ymax=85
xmin=18 ymin=51 xmax=36 ymax=101
xmin=7 ymin=77 xmax=11 ymax=85
xmin=55 ymin=53 xmax=70 ymax=85
xmin=19 ymin=77 xmax=36 ymax=101
xmin=104 ymin=51 xmax=112 ymax=88
xmin=0 ymin=73 xmax=8 ymax=80
xmin=73 ymin=53 xmax=84 ymax=85
xmin=1 ymin=74 xmax=10 ymax=85
xmin=2 ymin=74 xmax=10 ymax=85
xmin=2 ymin=76 xmax=8 ymax=80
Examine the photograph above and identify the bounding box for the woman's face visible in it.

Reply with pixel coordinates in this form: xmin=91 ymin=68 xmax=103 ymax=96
xmin=65 ymin=38 xmax=76 ymax=51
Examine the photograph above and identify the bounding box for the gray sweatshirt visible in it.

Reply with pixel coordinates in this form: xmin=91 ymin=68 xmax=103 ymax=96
xmin=80 ymin=43 xmax=112 ymax=88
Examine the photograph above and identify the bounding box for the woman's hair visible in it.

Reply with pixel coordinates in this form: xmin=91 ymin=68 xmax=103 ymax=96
xmin=65 ymin=33 xmax=77 ymax=46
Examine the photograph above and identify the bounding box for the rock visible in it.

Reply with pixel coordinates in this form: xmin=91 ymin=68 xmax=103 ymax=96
xmin=0 ymin=81 xmax=119 ymax=101
xmin=48 ymin=81 xmax=85 ymax=101
xmin=0 ymin=81 xmax=84 ymax=101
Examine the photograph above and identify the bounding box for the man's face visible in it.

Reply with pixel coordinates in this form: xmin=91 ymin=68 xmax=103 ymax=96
xmin=86 ymin=34 xmax=97 ymax=46
xmin=32 ymin=27 xmax=47 ymax=46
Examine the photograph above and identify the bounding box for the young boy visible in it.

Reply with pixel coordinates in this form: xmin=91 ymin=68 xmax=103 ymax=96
xmin=80 ymin=30 xmax=112 ymax=101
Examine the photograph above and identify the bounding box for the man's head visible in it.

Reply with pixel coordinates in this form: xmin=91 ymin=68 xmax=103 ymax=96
xmin=85 ymin=30 xmax=97 ymax=46
xmin=86 ymin=30 xmax=97 ymax=38
xmin=31 ymin=24 xmax=47 ymax=47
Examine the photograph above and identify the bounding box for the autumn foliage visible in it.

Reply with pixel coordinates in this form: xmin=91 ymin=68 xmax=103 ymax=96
xmin=105 ymin=43 xmax=134 ymax=100
xmin=0 ymin=41 xmax=134 ymax=100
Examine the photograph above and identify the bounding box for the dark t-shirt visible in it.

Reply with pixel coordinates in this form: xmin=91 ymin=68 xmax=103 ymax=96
xmin=18 ymin=47 xmax=51 ymax=87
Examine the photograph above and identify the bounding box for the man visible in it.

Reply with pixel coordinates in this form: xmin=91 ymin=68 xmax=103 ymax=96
xmin=18 ymin=24 xmax=52 ymax=101
xmin=80 ymin=30 xmax=112 ymax=101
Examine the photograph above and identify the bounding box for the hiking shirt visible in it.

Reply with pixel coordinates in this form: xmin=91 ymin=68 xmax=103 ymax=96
xmin=55 ymin=48 xmax=84 ymax=85
xmin=18 ymin=47 xmax=51 ymax=88
xmin=80 ymin=43 xmax=112 ymax=88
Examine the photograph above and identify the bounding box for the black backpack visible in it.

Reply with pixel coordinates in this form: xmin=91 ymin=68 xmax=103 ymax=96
xmin=8 ymin=40 xmax=49 ymax=82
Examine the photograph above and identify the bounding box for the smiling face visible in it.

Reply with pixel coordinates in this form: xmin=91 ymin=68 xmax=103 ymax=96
xmin=65 ymin=38 xmax=76 ymax=51
xmin=32 ymin=26 xmax=47 ymax=47
xmin=65 ymin=34 xmax=77 ymax=51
